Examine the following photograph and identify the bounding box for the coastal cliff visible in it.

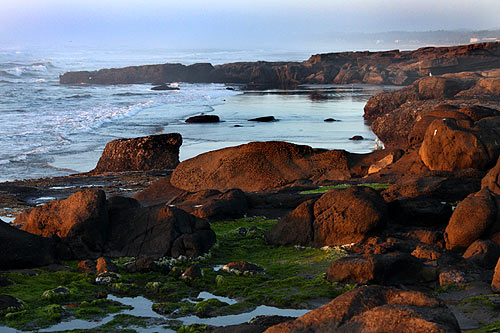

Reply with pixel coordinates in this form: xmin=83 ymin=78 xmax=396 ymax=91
xmin=60 ymin=42 xmax=500 ymax=87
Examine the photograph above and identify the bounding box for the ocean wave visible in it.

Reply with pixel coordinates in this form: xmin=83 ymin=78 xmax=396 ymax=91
xmin=112 ymin=92 xmax=154 ymax=97
xmin=66 ymin=94 xmax=92 ymax=99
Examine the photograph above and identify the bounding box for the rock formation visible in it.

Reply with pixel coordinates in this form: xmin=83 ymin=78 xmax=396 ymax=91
xmin=91 ymin=133 xmax=182 ymax=174
xmin=60 ymin=42 xmax=500 ymax=88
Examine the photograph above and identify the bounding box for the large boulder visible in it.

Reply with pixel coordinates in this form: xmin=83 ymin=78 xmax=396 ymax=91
xmin=463 ymin=239 xmax=500 ymax=269
xmin=0 ymin=221 xmax=56 ymax=269
xmin=170 ymin=141 xmax=351 ymax=192
xmin=444 ymin=188 xmax=499 ymax=251
xmin=104 ymin=204 xmax=215 ymax=258
xmin=387 ymin=196 xmax=452 ymax=227
xmin=265 ymin=286 xmax=460 ymax=333
xmin=266 ymin=186 xmax=387 ymax=247
xmin=419 ymin=118 xmax=498 ymax=171
xmin=91 ymin=133 xmax=182 ymax=174
xmin=16 ymin=189 xmax=108 ymax=259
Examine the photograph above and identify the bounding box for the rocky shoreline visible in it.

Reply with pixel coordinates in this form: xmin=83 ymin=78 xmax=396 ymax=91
xmin=1 ymin=42 xmax=500 ymax=331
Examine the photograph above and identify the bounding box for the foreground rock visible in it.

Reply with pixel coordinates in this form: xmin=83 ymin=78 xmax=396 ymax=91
xmin=17 ymin=189 xmax=108 ymax=259
xmin=265 ymin=285 xmax=460 ymax=332
xmin=0 ymin=221 xmax=56 ymax=269
xmin=170 ymin=141 xmax=352 ymax=192
xmin=14 ymin=189 xmax=216 ymax=260
xmin=91 ymin=133 xmax=182 ymax=174
xmin=266 ymin=186 xmax=387 ymax=247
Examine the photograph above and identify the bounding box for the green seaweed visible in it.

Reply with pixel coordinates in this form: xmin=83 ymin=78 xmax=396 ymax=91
xmin=300 ymin=183 xmax=391 ymax=194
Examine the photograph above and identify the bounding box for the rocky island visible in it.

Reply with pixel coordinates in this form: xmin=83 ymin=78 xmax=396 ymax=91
xmin=1 ymin=42 xmax=500 ymax=332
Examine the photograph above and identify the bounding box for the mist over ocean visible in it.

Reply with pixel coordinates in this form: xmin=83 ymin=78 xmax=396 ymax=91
xmin=0 ymin=45 xmax=391 ymax=182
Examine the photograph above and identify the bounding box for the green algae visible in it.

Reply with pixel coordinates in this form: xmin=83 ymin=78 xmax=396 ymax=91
xmin=0 ymin=216 xmax=348 ymax=331
xmin=300 ymin=183 xmax=391 ymax=194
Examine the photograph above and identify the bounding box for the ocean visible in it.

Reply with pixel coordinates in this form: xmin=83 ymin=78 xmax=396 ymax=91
xmin=0 ymin=44 xmax=393 ymax=182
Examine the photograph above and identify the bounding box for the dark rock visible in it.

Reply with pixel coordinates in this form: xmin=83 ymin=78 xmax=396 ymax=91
xmin=171 ymin=142 xmax=351 ymax=192
xmin=151 ymin=84 xmax=180 ymax=91
xmin=265 ymin=285 xmax=460 ymax=332
xmin=482 ymin=155 xmax=500 ymax=195
xmin=133 ymin=175 xmax=184 ymax=207
xmin=91 ymin=133 xmax=182 ymax=174
xmin=41 ymin=264 xmax=73 ymax=273
xmin=348 ymin=135 xmax=364 ymax=141
xmin=0 ymin=218 xmax=56 ymax=269
xmin=411 ymin=244 xmax=442 ymax=261
xmin=265 ymin=199 xmax=315 ymax=246
xmin=0 ymin=277 xmax=13 ymax=287
xmin=439 ymin=270 xmax=467 ymax=287
xmin=382 ymin=175 xmax=481 ymax=203
xmin=124 ymin=257 xmax=161 ymax=273
xmin=96 ymin=257 xmax=118 ymax=274
xmin=170 ymin=188 xmax=248 ymax=220
xmin=105 ymin=205 xmax=216 ymax=259
xmin=248 ymin=116 xmax=276 ymax=122
xmin=387 ymin=196 xmax=452 ymax=227
xmin=78 ymin=259 xmax=96 ymax=273
xmin=444 ymin=188 xmax=498 ymax=251
xmin=186 ymin=115 xmax=220 ymax=123
xmin=406 ymin=230 xmax=444 ymax=247
xmin=181 ymin=264 xmax=202 ymax=280
xmin=323 ymin=118 xmax=337 ymax=122
xmin=0 ymin=295 xmax=24 ymax=314
xmin=222 ymin=262 xmax=265 ymax=275
xmin=326 ymin=252 xmax=425 ymax=285
xmin=463 ymin=239 xmax=500 ymax=269
xmin=17 ymin=189 xmax=108 ymax=259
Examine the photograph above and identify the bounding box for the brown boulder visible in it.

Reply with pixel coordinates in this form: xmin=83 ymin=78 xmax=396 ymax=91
xmin=124 ymin=257 xmax=161 ymax=273
xmin=78 ymin=259 xmax=96 ymax=273
xmin=417 ymin=77 xmax=468 ymax=100
xmin=133 ymin=175 xmax=184 ymax=207
xmin=170 ymin=141 xmax=351 ymax=192
xmin=313 ymin=187 xmax=387 ymax=246
xmin=266 ymin=187 xmax=387 ymax=247
xmin=265 ymin=285 xmax=460 ymax=333
xmin=91 ymin=133 xmax=182 ymax=174
xmin=444 ymin=188 xmax=498 ymax=251
xmin=17 ymin=189 xmax=108 ymax=259
xmin=0 ymin=221 xmax=56 ymax=269
xmin=326 ymin=252 xmax=424 ymax=285
xmin=181 ymin=264 xmax=202 ymax=280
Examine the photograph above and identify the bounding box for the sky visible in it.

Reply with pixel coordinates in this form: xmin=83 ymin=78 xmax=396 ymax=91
xmin=0 ymin=0 xmax=499 ymax=50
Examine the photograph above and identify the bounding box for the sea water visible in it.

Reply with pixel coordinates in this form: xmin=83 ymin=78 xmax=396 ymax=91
xmin=0 ymin=44 xmax=392 ymax=182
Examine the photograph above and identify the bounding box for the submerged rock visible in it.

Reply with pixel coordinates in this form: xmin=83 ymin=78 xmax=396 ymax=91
xmin=186 ymin=115 xmax=220 ymax=123
xmin=249 ymin=116 xmax=276 ymax=122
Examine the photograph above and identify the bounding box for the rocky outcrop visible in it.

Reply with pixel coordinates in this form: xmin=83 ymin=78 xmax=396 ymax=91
xmin=170 ymin=141 xmax=352 ymax=192
xmin=60 ymin=42 xmax=500 ymax=87
xmin=91 ymin=133 xmax=182 ymax=174
xmin=185 ymin=115 xmax=220 ymax=123
xmin=265 ymin=285 xmax=460 ymax=333
xmin=266 ymin=186 xmax=387 ymax=247
xmin=365 ymin=72 xmax=500 ymax=148
xmin=14 ymin=189 xmax=216 ymax=260
xmin=0 ymin=220 xmax=56 ymax=269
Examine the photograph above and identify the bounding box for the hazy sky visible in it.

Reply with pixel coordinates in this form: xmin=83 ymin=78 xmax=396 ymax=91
xmin=1 ymin=0 xmax=499 ymax=49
